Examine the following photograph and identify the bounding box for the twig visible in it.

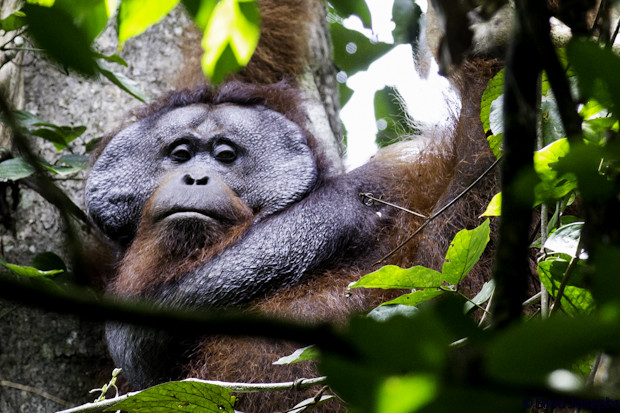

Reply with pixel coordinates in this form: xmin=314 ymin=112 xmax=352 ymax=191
xmin=359 ymin=193 xmax=428 ymax=219
xmin=1 ymin=380 xmax=71 ymax=407
xmin=373 ymin=156 xmax=501 ymax=266
xmin=54 ymin=377 xmax=328 ymax=413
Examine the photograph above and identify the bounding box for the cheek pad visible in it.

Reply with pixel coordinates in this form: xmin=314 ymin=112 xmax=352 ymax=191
xmin=85 ymin=127 xmax=161 ymax=241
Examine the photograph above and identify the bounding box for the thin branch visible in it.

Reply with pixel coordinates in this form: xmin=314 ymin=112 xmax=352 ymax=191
xmin=1 ymin=380 xmax=71 ymax=408
xmin=374 ymin=156 xmax=501 ymax=265
xmin=54 ymin=377 xmax=328 ymax=413
xmin=360 ymin=193 xmax=428 ymax=219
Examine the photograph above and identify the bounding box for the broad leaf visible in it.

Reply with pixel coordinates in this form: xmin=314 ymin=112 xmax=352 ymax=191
xmin=329 ymin=0 xmax=372 ymax=28
xmin=0 ymin=158 xmax=35 ymax=180
xmin=55 ymin=0 xmax=109 ymax=43
xmin=391 ymin=0 xmax=422 ymax=45
xmin=118 ymin=0 xmax=180 ymax=45
xmin=351 ymin=265 xmax=443 ymax=289
xmin=201 ymin=0 xmax=260 ymax=83
xmin=480 ymin=69 xmax=504 ymax=135
xmin=538 ymin=258 xmax=594 ymax=316
xmin=0 ymin=10 xmax=27 ymax=31
xmin=273 ymin=345 xmax=318 ymax=365
xmin=481 ymin=192 xmax=501 ymax=217
xmin=442 ymin=219 xmax=491 ymax=285
xmin=24 ymin=4 xmax=98 ymax=76
xmin=106 ymin=380 xmax=235 ymax=412
xmin=533 ymin=138 xmax=577 ymax=202
xmin=567 ymin=38 xmax=620 ymax=116
xmin=183 ymin=0 xmax=216 ymax=30
xmin=376 ymin=374 xmax=437 ymax=413
xmin=463 ymin=279 xmax=495 ymax=314
xmin=0 ymin=256 xmax=63 ymax=277
xmin=330 ymin=21 xmax=393 ymax=77
xmin=544 ymin=222 xmax=585 ymax=258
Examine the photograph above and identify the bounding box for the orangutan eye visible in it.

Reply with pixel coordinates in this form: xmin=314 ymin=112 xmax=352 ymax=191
xmin=213 ymin=143 xmax=237 ymax=163
xmin=170 ymin=144 xmax=193 ymax=162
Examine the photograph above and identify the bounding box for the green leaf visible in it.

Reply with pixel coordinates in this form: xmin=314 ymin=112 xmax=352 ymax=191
xmin=0 ymin=10 xmax=27 ymax=31
xmin=366 ymin=304 xmax=419 ymax=321
xmin=85 ymin=137 xmax=103 ymax=153
xmin=105 ymin=0 xmax=118 ymax=15
xmin=567 ymin=38 xmax=620 ymax=116
xmin=481 ymin=192 xmax=501 ymax=217
xmin=373 ymin=86 xmax=417 ymax=147
xmin=391 ymin=0 xmax=422 ymax=45
xmin=338 ymin=80 xmax=354 ymax=108
xmin=97 ymin=61 xmax=149 ymax=102
xmin=329 ymin=0 xmax=372 ymax=28
xmin=106 ymin=380 xmax=235 ymax=412
xmin=50 ymin=154 xmax=88 ymax=175
xmin=533 ymin=138 xmax=569 ymax=180
xmin=58 ymin=154 xmax=88 ymax=168
xmin=330 ymin=21 xmax=393 ymax=77
xmin=351 ymin=265 xmax=443 ymax=289
xmin=201 ymin=0 xmax=260 ymax=83
xmin=381 ymin=289 xmax=446 ymax=307
xmin=0 ymin=158 xmax=35 ymax=181
xmin=94 ymin=52 xmax=128 ymax=66
xmin=30 ymin=124 xmax=86 ymax=151
xmin=31 ymin=252 xmax=67 ymax=273
xmin=464 ymin=279 xmax=495 ymax=313
xmin=582 ymin=116 xmax=618 ymax=145
xmin=480 ymin=69 xmax=504 ymax=135
xmin=321 ymin=297 xmax=473 ymax=412
xmin=23 ymin=4 xmax=98 ymax=76
xmin=182 ymin=0 xmax=216 ymax=31
xmin=485 ymin=314 xmax=620 ymax=387
xmin=26 ymin=0 xmax=55 ymax=6
xmin=376 ymin=374 xmax=437 ymax=413
xmin=287 ymin=395 xmax=335 ymax=413
xmin=488 ymin=95 xmax=504 ymax=136
xmin=0 ymin=256 xmax=63 ymax=278
xmin=118 ymin=0 xmax=180 ymax=44
xmin=544 ymin=222 xmax=584 ymax=258
xmin=55 ymin=0 xmax=109 ymax=44
xmin=487 ymin=132 xmax=503 ymax=159
xmin=533 ymin=138 xmax=577 ymax=202
xmin=442 ymin=219 xmax=491 ymax=285
xmin=273 ymin=345 xmax=318 ymax=365
xmin=10 ymin=110 xmax=45 ymax=128
xmin=541 ymin=94 xmax=566 ymax=146
xmin=538 ymin=258 xmax=594 ymax=316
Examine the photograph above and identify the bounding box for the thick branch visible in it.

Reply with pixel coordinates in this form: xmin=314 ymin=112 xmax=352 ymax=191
xmin=490 ymin=0 xmax=542 ymax=328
